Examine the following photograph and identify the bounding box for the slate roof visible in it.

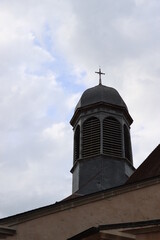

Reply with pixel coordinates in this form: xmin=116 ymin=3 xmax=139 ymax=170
xmin=70 ymin=84 xmax=133 ymax=126
xmin=127 ymin=144 xmax=160 ymax=184
xmin=75 ymin=84 xmax=127 ymax=111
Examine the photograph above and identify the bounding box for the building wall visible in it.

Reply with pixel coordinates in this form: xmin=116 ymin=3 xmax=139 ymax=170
xmin=4 ymin=181 xmax=160 ymax=240
xmin=137 ymin=232 xmax=160 ymax=240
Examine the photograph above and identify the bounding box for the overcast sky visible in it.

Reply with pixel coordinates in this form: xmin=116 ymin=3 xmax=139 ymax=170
xmin=0 ymin=0 xmax=160 ymax=218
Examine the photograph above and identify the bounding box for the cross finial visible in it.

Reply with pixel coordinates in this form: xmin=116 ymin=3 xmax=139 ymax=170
xmin=95 ymin=68 xmax=105 ymax=85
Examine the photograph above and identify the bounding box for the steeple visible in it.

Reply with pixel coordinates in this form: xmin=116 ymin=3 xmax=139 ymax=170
xmin=70 ymin=74 xmax=135 ymax=195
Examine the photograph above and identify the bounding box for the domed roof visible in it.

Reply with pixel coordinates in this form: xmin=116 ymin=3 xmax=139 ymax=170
xmin=75 ymin=84 xmax=127 ymax=110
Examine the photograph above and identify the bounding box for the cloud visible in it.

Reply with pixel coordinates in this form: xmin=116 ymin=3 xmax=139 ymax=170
xmin=0 ymin=120 xmax=73 ymax=217
xmin=0 ymin=0 xmax=76 ymax=217
xmin=0 ymin=0 xmax=160 ymax=217
xmin=53 ymin=0 xmax=160 ymax=166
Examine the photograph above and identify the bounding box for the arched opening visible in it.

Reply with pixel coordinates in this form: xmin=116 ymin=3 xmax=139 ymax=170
xmin=74 ymin=125 xmax=80 ymax=162
xmin=124 ymin=125 xmax=132 ymax=162
xmin=82 ymin=117 xmax=100 ymax=158
xmin=103 ymin=117 xmax=122 ymax=157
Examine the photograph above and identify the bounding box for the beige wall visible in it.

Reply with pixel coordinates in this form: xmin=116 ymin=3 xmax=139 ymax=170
xmin=136 ymin=232 xmax=160 ymax=240
xmin=5 ymin=182 xmax=160 ymax=240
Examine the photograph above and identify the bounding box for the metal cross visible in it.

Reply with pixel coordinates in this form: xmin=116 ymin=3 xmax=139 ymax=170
xmin=95 ymin=68 xmax=105 ymax=85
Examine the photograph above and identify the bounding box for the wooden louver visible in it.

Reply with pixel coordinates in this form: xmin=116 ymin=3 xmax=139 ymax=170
xmin=74 ymin=126 xmax=80 ymax=161
xmin=82 ymin=117 xmax=100 ymax=158
xmin=124 ymin=125 xmax=132 ymax=162
xmin=103 ymin=117 xmax=122 ymax=157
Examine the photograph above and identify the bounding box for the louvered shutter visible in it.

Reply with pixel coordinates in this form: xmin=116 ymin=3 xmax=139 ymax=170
xmin=124 ymin=125 xmax=132 ymax=162
xmin=74 ymin=125 xmax=80 ymax=161
xmin=82 ymin=117 xmax=100 ymax=158
xmin=103 ymin=117 xmax=122 ymax=157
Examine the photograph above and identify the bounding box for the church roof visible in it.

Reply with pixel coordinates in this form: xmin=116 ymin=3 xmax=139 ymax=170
xmin=75 ymin=84 xmax=127 ymax=111
xmin=127 ymin=144 xmax=160 ymax=184
xmin=70 ymin=83 xmax=133 ymax=127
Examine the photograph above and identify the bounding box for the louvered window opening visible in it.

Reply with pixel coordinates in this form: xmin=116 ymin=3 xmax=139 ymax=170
xmin=103 ymin=117 xmax=122 ymax=157
xmin=74 ymin=126 xmax=80 ymax=162
xmin=82 ymin=117 xmax=100 ymax=158
xmin=124 ymin=125 xmax=132 ymax=162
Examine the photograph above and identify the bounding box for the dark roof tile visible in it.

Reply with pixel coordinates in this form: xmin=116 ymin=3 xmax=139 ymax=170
xmin=75 ymin=84 xmax=127 ymax=111
xmin=127 ymin=144 xmax=160 ymax=184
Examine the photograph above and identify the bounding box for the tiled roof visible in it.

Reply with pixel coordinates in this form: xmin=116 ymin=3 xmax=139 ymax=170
xmin=127 ymin=144 xmax=160 ymax=184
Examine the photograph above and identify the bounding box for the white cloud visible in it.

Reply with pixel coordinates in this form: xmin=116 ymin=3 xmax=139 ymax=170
xmin=0 ymin=0 xmax=159 ymax=217
xmin=42 ymin=122 xmax=70 ymax=141
xmin=52 ymin=0 xmax=160 ymax=167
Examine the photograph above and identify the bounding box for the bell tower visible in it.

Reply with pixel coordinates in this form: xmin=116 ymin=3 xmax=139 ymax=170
xmin=70 ymin=70 xmax=135 ymax=195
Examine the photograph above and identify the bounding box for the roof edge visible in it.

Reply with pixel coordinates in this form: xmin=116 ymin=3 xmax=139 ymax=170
xmin=70 ymin=102 xmax=133 ymax=127
xmin=67 ymin=219 xmax=160 ymax=239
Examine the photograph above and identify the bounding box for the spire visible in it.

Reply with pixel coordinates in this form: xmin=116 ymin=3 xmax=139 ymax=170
xmin=70 ymin=77 xmax=134 ymax=195
xmin=95 ymin=67 xmax=105 ymax=85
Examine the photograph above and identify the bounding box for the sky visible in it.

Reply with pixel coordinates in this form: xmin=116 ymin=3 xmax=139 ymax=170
xmin=0 ymin=0 xmax=160 ymax=218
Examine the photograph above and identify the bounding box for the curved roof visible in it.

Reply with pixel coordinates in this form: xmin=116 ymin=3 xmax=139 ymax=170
xmin=75 ymin=84 xmax=127 ymax=110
